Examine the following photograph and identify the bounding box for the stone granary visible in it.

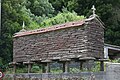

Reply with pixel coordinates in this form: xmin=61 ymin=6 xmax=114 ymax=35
xmin=10 ymin=6 xmax=106 ymax=73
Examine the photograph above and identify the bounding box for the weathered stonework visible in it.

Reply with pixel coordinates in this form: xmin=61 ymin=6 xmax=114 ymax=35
xmin=13 ymin=17 xmax=104 ymax=62
xmin=106 ymin=63 xmax=120 ymax=80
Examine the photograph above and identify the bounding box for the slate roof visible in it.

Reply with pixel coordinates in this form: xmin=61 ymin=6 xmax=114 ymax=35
xmin=13 ymin=20 xmax=85 ymax=38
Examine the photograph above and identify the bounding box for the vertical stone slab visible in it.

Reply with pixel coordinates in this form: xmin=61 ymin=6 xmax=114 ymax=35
xmin=64 ymin=62 xmax=69 ymax=73
xmin=23 ymin=62 xmax=33 ymax=73
xmin=42 ymin=63 xmax=46 ymax=73
xmin=9 ymin=62 xmax=18 ymax=74
xmin=46 ymin=63 xmax=50 ymax=73
xmin=13 ymin=65 xmax=16 ymax=74
xmin=106 ymin=63 xmax=120 ymax=80
xmin=60 ymin=60 xmax=70 ymax=73
xmin=62 ymin=62 xmax=65 ymax=72
xmin=100 ymin=61 xmax=104 ymax=71
xmin=41 ymin=60 xmax=52 ymax=73
xmin=28 ymin=64 xmax=32 ymax=73
xmin=80 ymin=61 xmax=83 ymax=71
xmin=63 ymin=62 xmax=69 ymax=73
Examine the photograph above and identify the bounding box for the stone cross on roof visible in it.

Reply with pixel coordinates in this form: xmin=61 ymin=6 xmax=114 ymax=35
xmin=91 ymin=5 xmax=96 ymax=17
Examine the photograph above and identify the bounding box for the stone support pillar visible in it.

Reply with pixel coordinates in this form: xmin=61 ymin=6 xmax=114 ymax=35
xmin=42 ymin=63 xmax=46 ymax=73
xmin=28 ymin=64 xmax=32 ymax=73
xmin=13 ymin=64 xmax=16 ymax=74
xmin=62 ymin=62 xmax=65 ymax=72
xmin=62 ymin=61 xmax=69 ymax=73
xmin=23 ymin=61 xmax=34 ymax=73
xmin=98 ymin=59 xmax=109 ymax=71
xmin=31 ymin=59 xmax=42 ymax=73
xmin=41 ymin=60 xmax=52 ymax=73
xmin=46 ymin=62 xmax=50 ymax=73
xmin=59 ymin=58 xmax=71 ymax=73
xmin=100 ymin=61 xmax=104 ymax=71
xmin=80 ymin=61 xmax=83 ymax=71
xmin=9 ymin=62 xmax=18 ymax=74
xmin=79 ymin=57 xmax=95 ymax=71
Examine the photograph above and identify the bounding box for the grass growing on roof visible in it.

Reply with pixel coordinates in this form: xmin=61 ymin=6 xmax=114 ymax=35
xmin=39 ymin=10 xmax=85 ymax=28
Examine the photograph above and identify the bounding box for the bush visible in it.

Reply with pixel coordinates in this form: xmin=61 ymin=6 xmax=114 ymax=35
xmin=39 ymin=10 xmax=85 ymax=28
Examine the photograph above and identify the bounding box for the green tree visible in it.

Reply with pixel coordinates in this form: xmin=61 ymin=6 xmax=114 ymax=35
xmin=40 ymin=9 xmax=85 ymax=27
xmin=25 ymin=0 xmax=55 ymax=17
xmin=1 ymin=0 xmax=22 ymax=66
xmin=0 ymin=0 xmax=55 ymax=68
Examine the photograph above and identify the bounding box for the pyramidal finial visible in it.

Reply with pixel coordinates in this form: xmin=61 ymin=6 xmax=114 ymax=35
xmin=20 ymin=21 xmax=26 ymax=32
xmin=22 ymin=21 xmax=25 ymax=30
xmin=91 ymin=5 xmax=96 ymax=17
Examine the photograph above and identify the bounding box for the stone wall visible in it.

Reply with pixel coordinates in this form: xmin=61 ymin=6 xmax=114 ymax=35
xmin=4 ymin=63 xmax=120 ymax=80
xmin=3 ymin=72 xmax=106 ymax=80
xmin=13 ymin=18 xmax=104 ymax=62
xmin=85 ymin=20 xmax=104 ymax=58
xmin=106 ymin=63 xmax=120 ymax=80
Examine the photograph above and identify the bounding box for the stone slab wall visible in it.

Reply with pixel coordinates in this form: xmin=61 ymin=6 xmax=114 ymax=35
xmin=85 ymin=20 xmax=104 ymax=58
xmin=13 ymin=19 xmax=104 ymax=62
xmin=106 ymin=63 xmax=120 ymax=80
xmin=3 ymin=72 xmax=106 ymax=80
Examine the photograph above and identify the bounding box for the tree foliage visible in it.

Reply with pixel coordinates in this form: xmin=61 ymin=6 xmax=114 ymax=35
xmin=0 ymin=0 xmax=54 ymax=68
xmin=40 ymin=9 xmax=85 ymax=27
xmin=25 ymin=0 xmax=55 ymax=17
